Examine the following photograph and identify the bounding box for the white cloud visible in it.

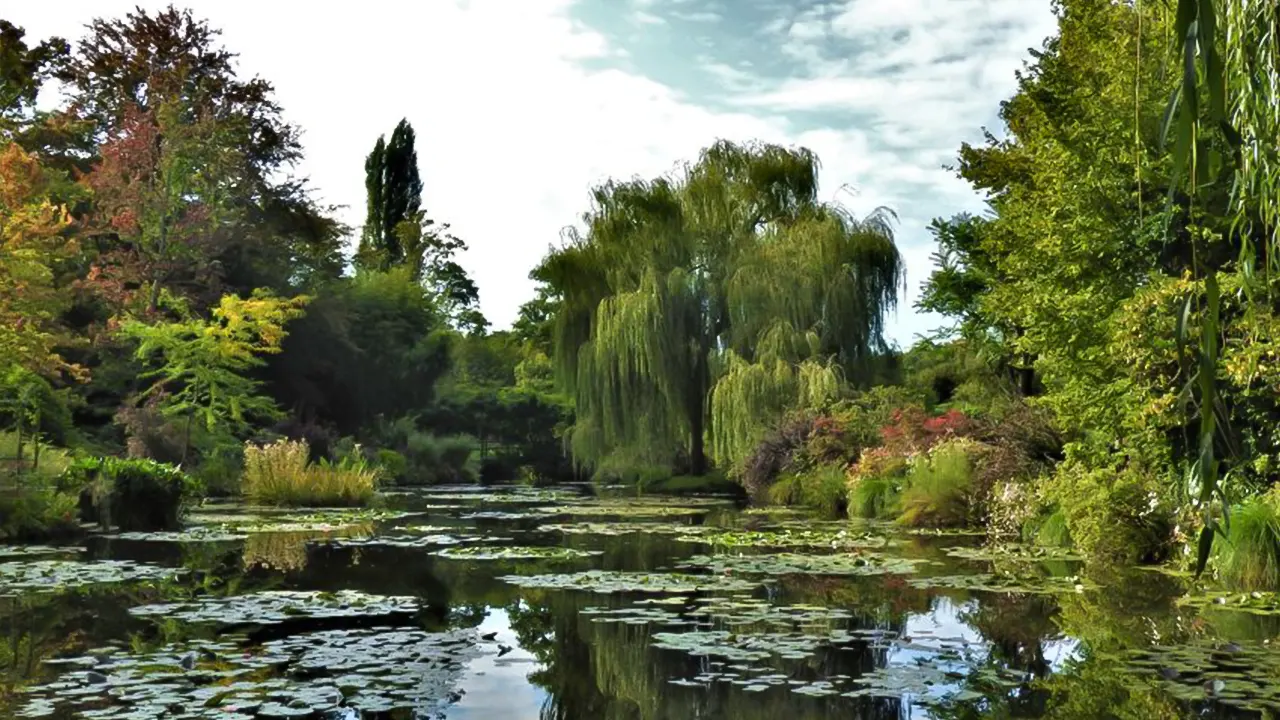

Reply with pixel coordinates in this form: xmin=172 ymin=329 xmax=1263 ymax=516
xmin=7 ymin=0 xmax=1057 ymax=347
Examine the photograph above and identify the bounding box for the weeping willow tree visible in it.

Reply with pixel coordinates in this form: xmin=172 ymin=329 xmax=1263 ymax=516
xmin=535 ymin=140 xmax=904 ymax=478
xmin=1167 ymin=1 xmax=1280 ymax=570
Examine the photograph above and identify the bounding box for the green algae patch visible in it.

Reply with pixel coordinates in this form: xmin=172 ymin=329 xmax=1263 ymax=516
xmin=129 ymin=589 xmax=419 ymax=626
xmin=0 ymin=559 xmax=179 ymax=593
xmin=677 ymin=528 xmax=893 ymax=551
xmin=17 ymin=626 xmax=489 ymax=719
xmin=431 ymin=545 xmax=602 ymax=561
xmin=499 ymin=569 xmax=760 ymax=594
xmin=678 ymin=552 xmax=925 ymax=577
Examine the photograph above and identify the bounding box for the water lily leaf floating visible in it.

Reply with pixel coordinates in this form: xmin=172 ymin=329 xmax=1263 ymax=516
xmin=533 ymin=502 xmax=707 ymax=518
xmin=111 ymin=528 xmax=248 ymax=543
xmin=313 ymin=533 xmax=513 ymax=550
xmin=1119 ymin=638 xmax=1280 ymax=713
xmin=677 ymin=528 xmax=893 ymax=551
xmin=459 ymin=510 xmax=557 ymax=521
xmin=0 ymin=545 xmax=82 ymax=560
xmin=500 ymin=569 xmax=760 ymax=594
xmin=129 ymin=589 xmax=419 ymax=627
xmin=540 ymin=522 xmax=720 ymax=537
xmin=1177 ymin=589 xmax=1280 ymax=616
xmin=18 ymin=626 xmax=490 ymax=719
xmin=0 ymin=560 xmax=179 ymax=593
xmin=905 ymin=572 xmax=1092 ymax=595
xmin=942 ymin=544 xmax=1084 ymax=563
xmin=432 ymin=545 xmax=602 ymax=561
xmin=678 ymin=552 xmax=926 ymax=577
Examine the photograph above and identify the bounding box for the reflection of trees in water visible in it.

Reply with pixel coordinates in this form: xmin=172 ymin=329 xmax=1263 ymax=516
xmin=508 ymin=591 xmax=907 ymax=720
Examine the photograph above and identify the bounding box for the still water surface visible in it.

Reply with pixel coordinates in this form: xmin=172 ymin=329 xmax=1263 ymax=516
xmin=1 ymin=484 xmax=1277 ymax=719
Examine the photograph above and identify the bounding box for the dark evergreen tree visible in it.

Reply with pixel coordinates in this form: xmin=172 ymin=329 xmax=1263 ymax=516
xmin=358 ymin=118 xmax=422 ymax=269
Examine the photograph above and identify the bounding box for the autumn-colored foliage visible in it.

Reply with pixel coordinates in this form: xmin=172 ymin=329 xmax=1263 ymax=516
xmin=0 ymin=143 xmax=80 ymax=379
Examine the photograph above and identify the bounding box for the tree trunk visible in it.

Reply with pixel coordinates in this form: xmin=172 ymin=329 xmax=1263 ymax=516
xmin=688 ymin=338 xmax=710 ymax=476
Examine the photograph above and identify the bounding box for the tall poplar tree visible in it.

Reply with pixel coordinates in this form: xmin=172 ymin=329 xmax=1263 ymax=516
xmin=358 ymin=118 xmax=422 ymax=269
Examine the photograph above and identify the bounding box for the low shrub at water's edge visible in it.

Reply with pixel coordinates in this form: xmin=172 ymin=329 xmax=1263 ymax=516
xmin=1042 ymin=460 xmax=1174 ymax=565
xmin=59 ymin=456 xmax=202 ymax=531
xmin=1214 ymin=496 xmax=1280 ymax=592
xmin=766 ymin=464 xmax=848 ymax=517
xmin=0 ymin=481 xmax=80 ymax=541
xmin=896 ymin=439 xmax=978 ymax=527
xmin=243 ymin=438 xmax=379 ymax=507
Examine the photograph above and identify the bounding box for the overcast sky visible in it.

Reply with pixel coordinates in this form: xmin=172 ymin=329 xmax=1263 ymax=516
xmin=8 ymin=0 xmax=1057 ymax=347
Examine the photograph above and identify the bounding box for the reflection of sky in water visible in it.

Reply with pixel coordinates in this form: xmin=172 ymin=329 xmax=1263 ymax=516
xmin=449 ymin=607 xmax=547 ymax=719
xmin=890 ymin=596 xmax=1083 ymax=718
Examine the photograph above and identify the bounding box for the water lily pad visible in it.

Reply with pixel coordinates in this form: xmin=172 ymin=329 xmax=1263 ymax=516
xmin=0 ymin=545 xmax=82 ymax=560
xmin=677 ymin=528 xmax=892 ymax=550
xmin=129 ymin=590 xmax=419 ymax=626
xmin=539 ymin=522 xmax=718 ymax=537
xmin=534 ymin=503 xmax=707 ymax=518
xmin=458 ymin=510 xmax=555 ymax=521
xmin=906 ymin=572 xmax=1091 ymax=594
xmin=432 ymin=545 xmax=602 ymax=561
xmin=499 ymin=570 xmax=760 ymax=594
xmin=311 ymin=533 xmax=512 ymax=550
xmin=19 ymin=626 xmax=488 ymax=718
xmin=0 ymin=560 xmax=179 ymax=593
xmin=942 ymin=544 xmax=1084 ymax=562
xmin=678 ymin=552 xmax=925 ymax=577
xmin=1178 ymin=590 xmax=1280 ymax=616
xmin=111 ymin=528 xmax=248 ymax=543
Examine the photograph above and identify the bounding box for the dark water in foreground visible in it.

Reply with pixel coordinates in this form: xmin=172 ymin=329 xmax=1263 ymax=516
xmin=1 ymin=485 xmax=1278 ymax=719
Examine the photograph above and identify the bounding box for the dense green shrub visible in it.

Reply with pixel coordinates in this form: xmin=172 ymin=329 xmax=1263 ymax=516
xmin=766 ymin=464 xmax=848 ymax=518
xmin=374 ymin=448 xmax=408 ymax=482
xmin=0 ymin=482 xmax=80 ymax=541
xmin=402 ymin=432 xmax=475 ymax=485
xmin=1043 ymin=460 xmax=1174 ymax=564
xmin=194 ymin=446 xmax=244 ymax=497
xmin=60 ymin=456 xmax=202 ymax=531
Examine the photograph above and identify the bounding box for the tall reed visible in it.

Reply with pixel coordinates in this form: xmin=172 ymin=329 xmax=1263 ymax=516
xmin=242 ymin=439 xmax=378 ymax=507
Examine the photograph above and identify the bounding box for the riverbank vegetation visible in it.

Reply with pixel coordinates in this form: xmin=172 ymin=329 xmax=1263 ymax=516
xmin=5 ymin=0 xmax=1280 ymax=596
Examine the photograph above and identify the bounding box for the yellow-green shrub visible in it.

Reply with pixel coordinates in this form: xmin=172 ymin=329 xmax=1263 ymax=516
xmin=1043 ymin=459 xmax=1173 ymax=564
xmin=896 ymin=439 xmax=978 ymax=527
xmin=766 ymin=464 xmax=848 ymax=517
xmin=242 ymin=439 xmax=379 ymax=507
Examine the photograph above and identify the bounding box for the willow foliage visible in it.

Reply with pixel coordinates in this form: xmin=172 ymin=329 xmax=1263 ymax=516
xmin=536 ymin=140 xmax=903 ymax=477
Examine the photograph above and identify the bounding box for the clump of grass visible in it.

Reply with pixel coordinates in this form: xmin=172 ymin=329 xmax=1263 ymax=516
xmin=897 ymin=440 xmax=976 ymax=528
xmin=243 ymin=439 xmax=379 ymax=507
xmin=848 ymin=475 xmax=898 ymax=519
xmin=1215 ymin=497 xmax=1280 ymax=592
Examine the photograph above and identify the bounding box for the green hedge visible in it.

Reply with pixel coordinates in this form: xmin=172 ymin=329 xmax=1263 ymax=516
xmin=60 ymin=457 xmax=203 ymax=531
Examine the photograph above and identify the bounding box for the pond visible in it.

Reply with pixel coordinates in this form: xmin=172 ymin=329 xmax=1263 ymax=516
xmin=1 ymin=485 xmax=1277 ymax=719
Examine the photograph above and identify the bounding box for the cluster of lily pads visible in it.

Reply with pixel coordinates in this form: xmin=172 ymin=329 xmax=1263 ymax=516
xmin=432 ymin=545 xmax=602 ymax=561
xmin=1120 ymin=638 xmax=1280 ymax=712
xmin=676 ymin=528 xmax=892 ymax=550
xmin=500 ymin=569 xmax=760 ymax=594
xmin=539 ymin=522 xmax=717 ymax=537
xmin=0 ymin=560 xmax=179 ymax=593
xmin=0 ymin=545 xmax=81 ymax=559
xmin=905 ymin=571 xmax=1091 ymax=595
xmin=129 ymin=590 xmax=419 ymax=627
xmin=112 ymin=528 xmax=248 ymax=543
xmin=18 ymin=626 xmax=490 ymax=719
xmin=677 ymin=552 xmax=926 ymax=577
